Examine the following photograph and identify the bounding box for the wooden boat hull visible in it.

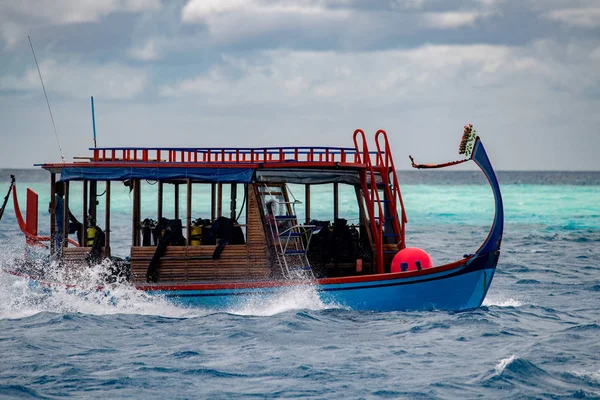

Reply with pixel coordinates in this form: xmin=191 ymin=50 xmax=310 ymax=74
xmin=136 ymin=250 xmax=498 ymax=311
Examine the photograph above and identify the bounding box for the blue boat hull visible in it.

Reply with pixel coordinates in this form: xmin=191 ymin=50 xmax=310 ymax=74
xmin=144 ymin=250 xmax=499 ymax=312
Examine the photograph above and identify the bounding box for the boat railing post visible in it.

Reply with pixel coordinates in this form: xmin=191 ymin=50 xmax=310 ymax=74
xmin=63 ymin=181 xmax=70 ymax=249
xmin=157 ymin=181 xmax=163 ymax=221
xmin=83 ymin=180 xmax=88 ymax=247
xmin=174 ymin=184 xmax=180 ymax=220
xmin=50 ymin=173 xmax=56 ymax=255
xmin=105 ymin=181 xmax=111 ymax=257
xmin=217 ymin=183 xmax=223 ymax=217
xmin=230 ymin=183 xmax=237 ymax=220
xmin=211 ymin=183 xmax=216 ymax=221
xmin=132 ymin=179 xmax=141 ymax=246
xmin=187 ymin=179 xmax=192 ymax=246
xmin=333 ymin=182 xmax=339 ymax=220
xmin=89 ymin=180 xmax=97 ymax=225
xmin=305 ymin=184 xmax=311 ymax=225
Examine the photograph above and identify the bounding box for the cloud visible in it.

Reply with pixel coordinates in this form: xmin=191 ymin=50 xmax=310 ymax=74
xmin=545 ymin=7 xmax=600 ymax=28
xmin=423 ymin=11 xmax=493 ymax=29
xmin=0 ymin=0 xmax=161 ymax=49
xmin=182 ymin=0 xmax=350 ymax=22
xmin=158 ymin=43 xmax=567 ymax=106
xmin=0 ymin=58 xmax=148 ymax=100
xmin=2 ymin=0 xmax=161 ymax=25
xmin=129 ymin=39 xmax=161 ymax=61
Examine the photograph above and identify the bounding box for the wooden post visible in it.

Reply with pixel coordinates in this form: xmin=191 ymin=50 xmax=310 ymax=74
xmin=217 ymin=183 xmax=223 ymax=217
xmin=305 ymin=184 xmax=311 ymax=224
xmin=83 ymin=180 xmax=88 ymax=247
xmin=63 ymin=181 xmax=69 ymax=248
xmin=333 ymin=182 xmax=339 ymax=221
xmin=211 ymin=183 xmax=216 ymax=220
xmin=136 ymin=179 xmax=141 ymax=246
xmin=186 ymin=179 xmax=192 ymax=244
xmin=105 ymin=181 xmax=111 ymax=256
xmin=174 ymin=184 xmax=180 ymax=220
xmin=230 ymin=183 xmax=237 ymax=220
xmin=244 ymin=184 xmax=249 ymax=225
xmin=89 ymin=181 xmax=97 ymax=224
xmin=158 ymin=181 xmax=163 ymax=221
xmin=132 ymin=179 xmax=141 ymax=246
xmin=50 ymin=173 xmax=56 ymax=254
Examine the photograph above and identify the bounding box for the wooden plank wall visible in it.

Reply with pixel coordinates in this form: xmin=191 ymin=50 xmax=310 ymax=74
xmin=61 ymin=247 xmax=109 ymax=280
xmin=129 ymin=184 xmax=271 ymax=283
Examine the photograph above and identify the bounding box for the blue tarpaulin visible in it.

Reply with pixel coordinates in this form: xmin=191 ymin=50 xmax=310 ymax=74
xmin=59 ymin=167 xmax=255 ymax=183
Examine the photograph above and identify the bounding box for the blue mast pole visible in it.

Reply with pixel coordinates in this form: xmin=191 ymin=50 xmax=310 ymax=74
xmin=91 ymin=96 xmax=97 ymax=148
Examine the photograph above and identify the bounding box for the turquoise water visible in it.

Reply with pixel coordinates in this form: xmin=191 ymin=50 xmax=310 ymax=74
xmin=1 ymin=170 xmax=599 ymax=399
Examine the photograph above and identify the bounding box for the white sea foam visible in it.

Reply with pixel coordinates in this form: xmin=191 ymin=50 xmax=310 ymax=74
xmin=228 ymin=285 xmax=338 ymax=316
xmin=483 ymin=296 xmax=523 ymax=307
xmin=1 ymin=255 xmax=339 ymax=320
xmin=0 ymin=259 xmax=205 ymax=320
xmin=495 ymin=354 xmax=518 ymax=375
xmin=570 ymin=369 xmax=600 ymax=383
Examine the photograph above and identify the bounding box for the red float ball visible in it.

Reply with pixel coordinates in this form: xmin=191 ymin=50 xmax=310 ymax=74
xmin=391 ymin=247 xmax=434 ymax=273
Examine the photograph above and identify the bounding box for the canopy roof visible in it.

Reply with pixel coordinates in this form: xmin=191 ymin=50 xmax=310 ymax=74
xmin=59 ymin=167 xmax=255 ymax=183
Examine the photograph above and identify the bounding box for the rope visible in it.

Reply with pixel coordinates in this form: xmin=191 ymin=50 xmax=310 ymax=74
xmin=409 ymin=155 xmax=470 ymax=169
xmin=0 ymin=175 xmax=15 ymax=221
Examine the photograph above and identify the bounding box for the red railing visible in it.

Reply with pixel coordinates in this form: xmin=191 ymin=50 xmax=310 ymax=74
xmin=91 ymin=146 xmax=374 ymax=164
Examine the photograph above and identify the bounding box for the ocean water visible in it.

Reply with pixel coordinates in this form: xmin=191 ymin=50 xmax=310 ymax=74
xmin=0 ymin=169 xmax=599 ymax=399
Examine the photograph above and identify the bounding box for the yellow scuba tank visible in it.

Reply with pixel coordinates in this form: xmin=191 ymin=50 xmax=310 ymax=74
xmin=86 ymin=226 xmax=97 ymax=246
xmin=190 ymin=224 xmax=202 ymax=246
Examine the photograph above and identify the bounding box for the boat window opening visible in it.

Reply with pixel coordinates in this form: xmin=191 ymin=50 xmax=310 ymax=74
xmin=135 ymin=181 xmax=249 ymax=249
xmin=303 ymin=183 xmax=367 ymax=277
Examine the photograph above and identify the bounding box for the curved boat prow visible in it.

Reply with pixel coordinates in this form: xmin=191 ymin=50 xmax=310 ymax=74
xmin=407 ymin=127 xmax=504 ymax=309
xmin=471 ymin=137 xmax=504 ymax=255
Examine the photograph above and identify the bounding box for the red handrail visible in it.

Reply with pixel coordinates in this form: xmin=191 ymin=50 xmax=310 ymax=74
xmin=353 ymin=129 xmax=385 ymax=273
xmin=375 ymin=130 xmax=407 ymax=248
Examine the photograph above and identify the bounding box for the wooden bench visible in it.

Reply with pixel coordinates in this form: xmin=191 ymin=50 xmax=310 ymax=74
xmin=129 ymin=245 xmax=270 ymax=283
xmin=61 ymin=246 xmax=109 ymax=263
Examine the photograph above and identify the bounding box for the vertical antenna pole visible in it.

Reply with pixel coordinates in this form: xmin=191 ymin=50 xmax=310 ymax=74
xmin=91 ymin=96 xmax=97 ymax=148
xmin=29 ymin=36 xmax=65 ymax=163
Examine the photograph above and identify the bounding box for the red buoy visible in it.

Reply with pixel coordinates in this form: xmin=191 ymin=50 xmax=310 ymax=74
xmin=391 ymin=247 xmax=434 ymax=273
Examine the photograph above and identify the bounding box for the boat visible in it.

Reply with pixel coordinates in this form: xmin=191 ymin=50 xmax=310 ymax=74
xmin=6 ymin=124 xmax=503 ymax=312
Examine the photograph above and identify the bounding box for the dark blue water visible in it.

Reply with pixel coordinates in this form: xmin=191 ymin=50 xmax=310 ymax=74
xmin=1 ymin=170 xmax=599 ymax=399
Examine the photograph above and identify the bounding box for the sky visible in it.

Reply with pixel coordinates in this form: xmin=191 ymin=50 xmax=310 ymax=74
xmin=0 ymin=0 xmax=599 ymax=170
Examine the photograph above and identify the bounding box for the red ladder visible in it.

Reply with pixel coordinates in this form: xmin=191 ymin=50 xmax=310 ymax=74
xmin=375 ymin=130 xmax=407 ymax=250
xmin=353 ymin=129 xmax=385 ymax=273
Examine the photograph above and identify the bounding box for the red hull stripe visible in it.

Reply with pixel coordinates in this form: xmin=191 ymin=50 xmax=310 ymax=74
xmin=134 ymin=258 xmax=470 ymax=292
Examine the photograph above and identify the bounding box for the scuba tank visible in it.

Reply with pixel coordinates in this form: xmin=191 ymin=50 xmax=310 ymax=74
xmin=86 ymin=226 xmax=98 ymax=246
xmin=190 ymin=218 xmax=203 ymax=246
